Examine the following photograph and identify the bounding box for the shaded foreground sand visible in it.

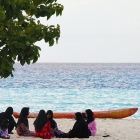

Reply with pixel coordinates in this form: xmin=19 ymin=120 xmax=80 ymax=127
xmin=10 ymin=118 xmax=140 ymax=140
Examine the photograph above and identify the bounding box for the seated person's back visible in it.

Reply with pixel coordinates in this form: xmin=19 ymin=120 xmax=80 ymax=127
xmin=58 ymin=112 xmax=89 ymax=138
xmin=85 ymin=109 xmax=97 ymax=136
xmin=16 ymin=107 xmax=34 ymax=136
xmin=0 ymin=107 xmax=17 ymax=134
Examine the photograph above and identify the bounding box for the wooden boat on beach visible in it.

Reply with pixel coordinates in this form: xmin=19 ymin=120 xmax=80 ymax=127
xmin=13 ymin=107 xmax=138 ymax=119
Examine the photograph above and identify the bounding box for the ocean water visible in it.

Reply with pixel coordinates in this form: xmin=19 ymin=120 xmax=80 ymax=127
xmin=0 ymin=63 xmax=140 ymax=118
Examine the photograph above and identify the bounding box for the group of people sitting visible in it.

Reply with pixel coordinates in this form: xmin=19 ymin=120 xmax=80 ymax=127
xmin=0 ymin=107 xmax=97 ymax=139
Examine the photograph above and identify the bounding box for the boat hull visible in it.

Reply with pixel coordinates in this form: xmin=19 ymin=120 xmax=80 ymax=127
xmin=13 ymin=108 xmax=138 ymax=119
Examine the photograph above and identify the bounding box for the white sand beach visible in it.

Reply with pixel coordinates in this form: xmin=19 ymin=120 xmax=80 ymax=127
xmin=9 ymin=118 xmax=140 ymax=140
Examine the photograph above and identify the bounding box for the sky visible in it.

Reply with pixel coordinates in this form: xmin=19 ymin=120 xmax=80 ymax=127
xmin=37 ymin=0 xmax=140 ymax=63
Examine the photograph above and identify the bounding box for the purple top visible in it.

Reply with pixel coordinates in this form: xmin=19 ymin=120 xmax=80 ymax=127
xmin=88 ymin=120 xmax=97 ymax=136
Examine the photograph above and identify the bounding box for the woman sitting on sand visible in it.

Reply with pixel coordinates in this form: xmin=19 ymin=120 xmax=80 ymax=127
xmin=58 ymin=112 xmax=89 ymax=138
xmin=0 ymin=107 xmax=17 ymax=134
xmin=46 ymin=110 xmax=64 ymax=137
xmin=16 ymin=107 xmax=34 ymax=136
xmin=85 ymin=109 xmax=97 ymax=136
xmin=33 ymin=110 xmax=54 ymax=139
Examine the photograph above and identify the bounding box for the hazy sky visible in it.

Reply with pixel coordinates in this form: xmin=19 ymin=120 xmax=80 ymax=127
xmin=37 ymin=0 xmax=140 ymax=63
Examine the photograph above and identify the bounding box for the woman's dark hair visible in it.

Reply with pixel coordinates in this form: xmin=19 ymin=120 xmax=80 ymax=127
xmin=82 ymin=113 xmax=86 ymax=119
xmin=46 ymin=110 xmax=56 ymax=129
xmin=75 ymin=112 xmax=82 ymax=121
xmin=2 ymin=119 xmax=9 ymax=125
xmin=46 ymin=110 xmax=53 ymax=118
xmin=34 ymin=110 xmax=49 ymax=132
xmin=5 ymin=107 xmax=13 ymax=115
xmin=17 ymin=107 xmax=29 ymax=127
xmin=1 ymin=122 xmax=8 ymax=129
xmin=85 ymin=109 xmax=94 ymax=124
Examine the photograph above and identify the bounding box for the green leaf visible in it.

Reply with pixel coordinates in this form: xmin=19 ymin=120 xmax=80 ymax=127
xmin=37 ymin=20 xmax=40 ymax=24
xmin=1 ymin=62 xmax=6 ymax=70
xmin=33 ymin=0 xmax=41 ymax=7
xmin=17 ymin=55 xmax=22 ymax=61
xmin=20 ymin=59 xmax=25 ymax=66
xmin=26 ymin=41 xmax=30 ymax=46
xmin=33 ymin=56 xmax=38 ymax=63
xmin=26 ymin=27 xmax=35 ymax=34
xmin=26 ymin=58 xmax=30 ymax=64
xmin=49 ymin=39 xmax=54 ymax=46
xmin=12 ymin=54 xmax=17 ymax=60
xmin=0 ymin=26 xmax=4 ymax=31
xmin=0 ymin=10 xmax=5 ymax=20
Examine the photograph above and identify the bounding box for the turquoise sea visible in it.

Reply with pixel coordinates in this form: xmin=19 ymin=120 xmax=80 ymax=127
xmin=0 ymin=63 xmax=139 ymax=118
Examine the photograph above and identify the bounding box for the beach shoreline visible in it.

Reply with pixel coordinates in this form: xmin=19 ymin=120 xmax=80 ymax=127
xmin=9 ymin=118 xmax=140 ymax=140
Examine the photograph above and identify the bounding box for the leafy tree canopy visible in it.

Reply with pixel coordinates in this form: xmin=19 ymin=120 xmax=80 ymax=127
xmin=0 ymin=0 xmax=64 ymax=78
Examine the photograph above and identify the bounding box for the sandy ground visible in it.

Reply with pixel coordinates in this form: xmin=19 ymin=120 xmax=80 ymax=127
xmin=9 ymin=118 xmax=140 ymax=140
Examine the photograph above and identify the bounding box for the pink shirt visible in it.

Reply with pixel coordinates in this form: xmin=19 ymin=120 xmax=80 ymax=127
xmin=88 ymin=120 xmax=97 ymax=136
xmin=16 ymin=123 xmax=34 ymax=136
